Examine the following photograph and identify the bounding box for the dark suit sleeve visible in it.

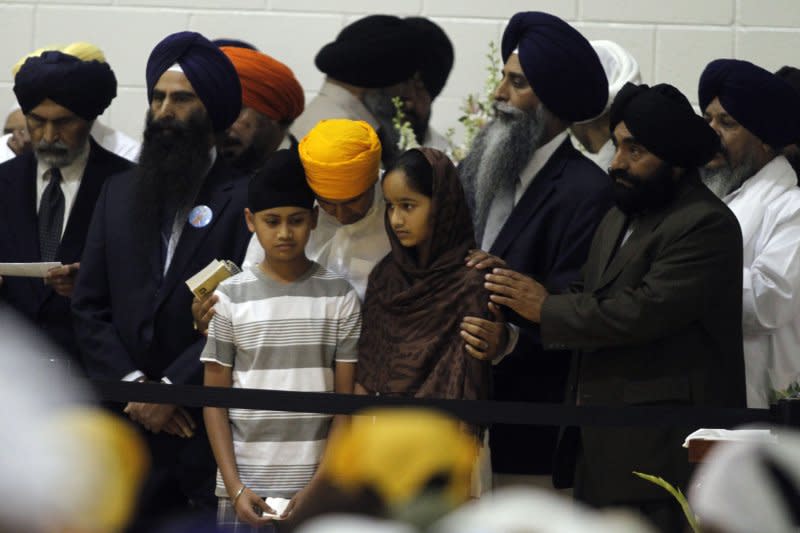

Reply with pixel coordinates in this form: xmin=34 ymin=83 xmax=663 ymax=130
xmin=545 ymin=185 xmax=612 ymax=292
xmin=161 ymin=337 xmax=206 ymax=385
xmin=540 ymin=211 xmax=740 ymax=350
xmin=71 ymin=181 xmax=139 ymax=379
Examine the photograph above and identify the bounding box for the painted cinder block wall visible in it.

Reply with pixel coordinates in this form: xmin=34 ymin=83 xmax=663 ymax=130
xmin=1 ymin=0 xmax=798 ymax=142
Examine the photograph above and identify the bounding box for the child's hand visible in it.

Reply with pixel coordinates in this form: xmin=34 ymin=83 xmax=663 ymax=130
xmin=191 ymin=294 xmax=218 ymax=335
xmin=234 ymin=488 xmax=275 ymax=527
xmin=282 ymin=487 xmax=308 ymax=519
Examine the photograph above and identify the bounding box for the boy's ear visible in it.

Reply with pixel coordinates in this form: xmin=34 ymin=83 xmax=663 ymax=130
xmin=310 ymin=205 xmax=319 ymax=230
xmin=244 ymin=208 xmax=256 ymax=233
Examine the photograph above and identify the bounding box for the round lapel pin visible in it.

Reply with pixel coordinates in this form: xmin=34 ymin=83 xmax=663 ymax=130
xmin=188 ymin=205 xmax=213 ymax=228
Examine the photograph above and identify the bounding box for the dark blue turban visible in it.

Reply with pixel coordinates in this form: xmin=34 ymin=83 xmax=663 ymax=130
xmin=315 ymin=15 xmax=422 ymax=89
xmin=14 ymin=50 xmax=116 ymax=121
xmin=699 ymin=59 xmax=800 ymax=149
xmin=146 ymin=31 xmax=241 ymax=132
xmin=501 ymin=11 xmax=608 ymax=122
xmin=611 ymin=82 xmax=719 ymax=168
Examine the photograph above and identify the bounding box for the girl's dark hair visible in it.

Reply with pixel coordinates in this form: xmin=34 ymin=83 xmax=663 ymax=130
xmin=383 ymin=148 xmax=434 ymax=197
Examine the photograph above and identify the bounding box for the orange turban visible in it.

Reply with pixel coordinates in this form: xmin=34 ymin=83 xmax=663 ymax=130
xmin=299 ymin=119 xmax=382 ymax=200
xmin=221 ymin=46 xmax=304 ymax=123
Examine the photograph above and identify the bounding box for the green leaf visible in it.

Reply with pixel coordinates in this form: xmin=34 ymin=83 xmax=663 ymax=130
xmin=633 ymin=472 xmax=701 ymax=533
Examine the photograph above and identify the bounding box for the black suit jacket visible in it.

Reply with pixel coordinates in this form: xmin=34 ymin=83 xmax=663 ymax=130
xmin=0 ymin=140 xmax=133 ymax=364
xmin=489 ymin=137 xmax=614 ymax=474
xmin=543 ymin=175 xmax=745 ymax=504
xmin=72 ymin=157 xmax=251 ymax=385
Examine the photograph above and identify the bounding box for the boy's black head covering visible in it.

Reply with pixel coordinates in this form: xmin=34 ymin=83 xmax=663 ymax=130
xmin=248 ymin=148 xmax=314 ymax=212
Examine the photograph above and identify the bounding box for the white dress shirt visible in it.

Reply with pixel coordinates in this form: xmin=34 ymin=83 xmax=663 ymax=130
xmin=36 ymin=142 xmax=90 ymax=238
xmin=721 ymin=155 xmax=800 ymax=407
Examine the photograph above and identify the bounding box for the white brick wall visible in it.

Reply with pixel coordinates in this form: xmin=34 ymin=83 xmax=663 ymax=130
xmin=1 ymin=0 xmax=798 ymax=144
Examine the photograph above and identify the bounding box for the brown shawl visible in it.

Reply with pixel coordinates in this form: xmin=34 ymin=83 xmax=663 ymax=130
xmin=356 ymin=148 xmax=491 ymax=402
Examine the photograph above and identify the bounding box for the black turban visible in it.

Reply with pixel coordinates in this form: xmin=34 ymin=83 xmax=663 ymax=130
xmin=501 ymin=11 xmax=608 ymax=122
xmin=14 ymin=50 xmax=116 ymax=121
xmin=610 ymin=82 xmax=719 ymax=168
xmin=699 ymin=59 xmax=800 ymax=149
xmin=212 ymin=38 xmax=258 ymax=51
xmin=248 ymin=148 xmax=313 ymax=212
xmin=146 ymin=31 xmax=241 ymax=132
xmin=315 ymin=15 xmax=422 ymax=89
xmin=406 ymin=17 xmax=454 ymax=99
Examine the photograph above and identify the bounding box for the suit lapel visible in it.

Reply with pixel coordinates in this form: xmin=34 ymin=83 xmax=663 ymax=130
xmin=58 ymin=140 xmax=106 ymax=263
xmin=585 ymin=209 xmax=626 ymax=291
xmin=594 ymin=208 xmax=667 ymax=291
xmin=5 ymin=153 xmax=41 ymax=262
xmin=490 ymin=140 xmax=570 ymax=258
xmin=157 ymin=161 xmax=234 ymax=308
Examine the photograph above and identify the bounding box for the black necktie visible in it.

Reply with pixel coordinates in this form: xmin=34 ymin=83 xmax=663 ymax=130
xmin=38 ymin=167 xmax=64 ymax=261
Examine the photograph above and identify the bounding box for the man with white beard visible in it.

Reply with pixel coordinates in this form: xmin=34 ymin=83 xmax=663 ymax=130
xmin=459 ymin=11 xmax=614 ymax=486
xmin=698 ymin=58 xmax=800 ymax=408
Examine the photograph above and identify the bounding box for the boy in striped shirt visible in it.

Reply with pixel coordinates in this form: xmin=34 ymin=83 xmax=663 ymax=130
xmin=201 ymin=149 xmax=360 ymax=531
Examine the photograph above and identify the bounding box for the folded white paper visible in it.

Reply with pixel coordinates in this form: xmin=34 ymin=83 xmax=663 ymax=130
xmin=682 ymin=428 xmax=775 ymax=448
xmin=0 ymin=262 xmax=62 ymax=278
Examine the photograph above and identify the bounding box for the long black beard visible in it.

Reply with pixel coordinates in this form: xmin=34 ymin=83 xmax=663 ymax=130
xmin=134 ymin=109 xmax=213 ymax=234
xmin=458 ymin=103 xmax=546 ymax=237
xmin=610 ymin=162 xmax=677 ymax=216
xmin=363 ymin=89 xmax=402 ymax=168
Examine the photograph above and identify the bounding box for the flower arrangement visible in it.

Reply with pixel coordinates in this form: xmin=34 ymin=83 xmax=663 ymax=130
xmin=392 ymin=96 xmax=421 ymax=152
xmin=446 ymin=40 xmax=502 ymax=162
xmin=391 ymin=40 xmax=502 ymax=162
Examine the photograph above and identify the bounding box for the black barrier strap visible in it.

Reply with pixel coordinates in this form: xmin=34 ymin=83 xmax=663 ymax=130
xmin=93 ymin=380 xmax=775 ymax=428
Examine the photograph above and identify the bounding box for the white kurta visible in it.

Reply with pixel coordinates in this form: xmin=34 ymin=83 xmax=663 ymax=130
xmin=722 ymin=155 xmax=800 ymax=407
xmin=90 ymin=121 xmax=140 ymax=163
xmin=242 ymin=182 xmax=391 ymax=301
xmin=0 ymin=133 xmax=16 ymax=164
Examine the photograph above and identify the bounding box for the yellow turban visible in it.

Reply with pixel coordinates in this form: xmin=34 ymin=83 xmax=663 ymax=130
xmin=299 ymin=119 xmax=382 ymax=200
xmin=321 ymin=408 xmax=477 ymax=508
xmin=12 ymin=41 xmax=106 ymax=76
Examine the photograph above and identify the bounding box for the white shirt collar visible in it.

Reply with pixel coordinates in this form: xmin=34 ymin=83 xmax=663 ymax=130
xmin=516 ymin=130 xmax=569 ymax=202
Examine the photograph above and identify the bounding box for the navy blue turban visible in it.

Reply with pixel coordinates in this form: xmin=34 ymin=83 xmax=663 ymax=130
xmin=315 ymin=15 xmax=422 ymax=89
xmin=146 ymin=31 xmax=241 ymax=132
xmin=699 ymin=59 xmax=800 ymax=149
xmin=611 ymin=82 xmax=719 ymax=168
xmin=14 ymin=50 xmax=116 ymax=121
xmin=406 ymin=17 xmax=454 ymax=99
xmin=501 ymin=11 xmax=608 ymax=123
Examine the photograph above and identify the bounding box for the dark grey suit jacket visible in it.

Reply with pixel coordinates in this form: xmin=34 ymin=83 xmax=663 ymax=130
xmin=542 ymin=174 xmax=745 ymax=504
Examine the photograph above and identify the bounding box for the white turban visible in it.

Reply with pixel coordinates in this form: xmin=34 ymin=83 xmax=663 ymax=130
xmin=592 ymin=39 xmax=641 ymax=115
xmin=689 ymin=429 xmax=800 ymax=533
xmin=431 ymin=487 xmax=656 ymax=533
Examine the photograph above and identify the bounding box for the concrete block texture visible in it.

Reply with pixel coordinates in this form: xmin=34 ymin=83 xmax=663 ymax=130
xmin=582 ymin=0 xmax=735 ymax=25
xmin=738 ymin=0 xmax=800 ymax=27
xmin=0 ymin=0 xmax=794 ymax=141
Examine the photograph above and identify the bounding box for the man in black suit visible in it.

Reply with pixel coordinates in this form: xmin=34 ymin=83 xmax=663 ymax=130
xmin=0 ymin=51 xmax=131 ymax=368
xmin=484 ymin=82 xmax=745 ymax=532
xmin=72 ymin=31 xmax=250 ymax=528
xmin=458 ymin=11 xmax=614 ymax=484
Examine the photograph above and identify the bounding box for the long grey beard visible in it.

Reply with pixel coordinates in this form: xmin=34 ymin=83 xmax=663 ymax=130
xmin=459 ymin=103 xmax=547 ymax=238
xmin=699 ymin=153 xmax=760 ymax=199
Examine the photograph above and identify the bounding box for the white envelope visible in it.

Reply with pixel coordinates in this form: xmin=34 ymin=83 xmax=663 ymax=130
xmin=0 ymin=262 xmax=62 ymax=278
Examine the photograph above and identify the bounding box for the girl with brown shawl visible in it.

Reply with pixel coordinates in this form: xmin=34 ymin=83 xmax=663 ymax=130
xmin=355 ymin=148 xmax=493 ymax=403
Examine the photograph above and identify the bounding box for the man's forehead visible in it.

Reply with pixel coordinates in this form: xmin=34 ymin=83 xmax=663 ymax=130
xmin=703 ymin=96 xmax=730 ymax=117
xmin=28 ymin=98 xmax=81 ymax=120
xmin=154 ymin=69 xmax=197 ymax=94
xmin=612 ymin=121 xmax=636 ymax=143
xmin=503 ymin=53 xmax=526 ymax=76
